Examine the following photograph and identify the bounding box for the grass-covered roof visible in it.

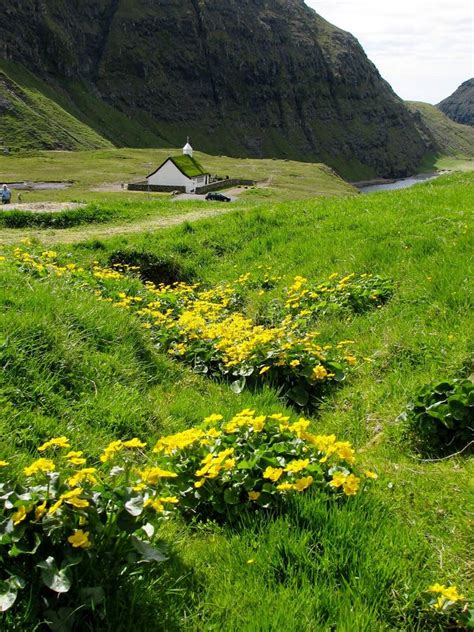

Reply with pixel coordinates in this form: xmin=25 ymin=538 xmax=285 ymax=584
xmin=170 ymin=155 xmax=209 ymax=178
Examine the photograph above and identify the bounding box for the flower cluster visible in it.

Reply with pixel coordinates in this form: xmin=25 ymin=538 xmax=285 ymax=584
xmin=152 ymin=409 xmax=377 ymax=520
xmin=7 ymin=248 xmax=365 ymax=408
xmin=265 ymin=272 xmax=394 ymax=326
xmin=0 ymin=436 xmax=175 ymax=617
xmin=423 ymin=583 xmax=472 ymax=628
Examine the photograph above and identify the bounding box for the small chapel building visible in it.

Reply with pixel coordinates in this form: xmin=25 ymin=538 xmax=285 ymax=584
xmin=146 ymin=140 xmax=210 ymax=193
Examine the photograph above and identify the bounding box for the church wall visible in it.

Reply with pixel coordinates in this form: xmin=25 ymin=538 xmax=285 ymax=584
xmin=148 ymin=160 xmax=192 ymax=190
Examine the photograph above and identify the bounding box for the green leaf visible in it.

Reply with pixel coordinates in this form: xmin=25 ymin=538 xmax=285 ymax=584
xmin=43 ymin=607 xmax=76 ymax=632
xmin=223 ymin=487 xmax=240 ymax=505
xmin=80 ymin=586 xmax=105 ymax=607
xmin=9 ymin=533 xmax=41 ymax=557
xmin=131 ymin=537 xmax=167 ymax=563
xmin=287 ymin=385 xmax=309 ymax=407
xmin=37 ymin=557 xmax=72 ymax=594
xmin=230 ymin=377 xmax=246 ymax=394
xmin=0 ymin=585 xmax=17 ymax=612
xmin=326 ymin=362 xmax=345 ymax=382
xmin=125 ymin=495 xmax=144 ymax=517
xmin=116 ymin=509 xmax=139 ymax=533
xmin=433 ymin=382 xmax=453 ymax=394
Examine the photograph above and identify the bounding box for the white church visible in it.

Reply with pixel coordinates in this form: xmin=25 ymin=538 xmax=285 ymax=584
xmin=146 ymin=140 xmax=211 ymax=193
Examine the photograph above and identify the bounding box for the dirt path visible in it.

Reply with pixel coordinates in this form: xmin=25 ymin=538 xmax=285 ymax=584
xmin=0 ymin=204 xmax=243 ymax=245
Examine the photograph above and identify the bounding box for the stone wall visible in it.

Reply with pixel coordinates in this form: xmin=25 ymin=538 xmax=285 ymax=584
xmin=196 ymin=179 xmax=255 ymax=194
xmin=127 ymin=182 xmax=185 ymax=193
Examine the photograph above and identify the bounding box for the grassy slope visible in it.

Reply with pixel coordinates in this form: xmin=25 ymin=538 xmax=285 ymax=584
xmin=0 ymin=60 xmax=165 ymax=149
xmin=0 ymin=67 xmax=112 ymax=152
xmin=407 ymin=101 xmax=474 ymax=158
xmin=1 ymin=172 xmax=473 ymax=629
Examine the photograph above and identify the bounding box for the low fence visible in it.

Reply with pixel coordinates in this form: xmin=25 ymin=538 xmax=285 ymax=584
xmin=196 ymin=179 xmax=255 ymax=194
xmin=127 ymin=182 xmax=185 ymax=193
xmin=127 ymin=179 xmax=255 ymax=194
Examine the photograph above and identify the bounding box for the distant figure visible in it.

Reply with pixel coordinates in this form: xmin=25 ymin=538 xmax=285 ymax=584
xmin=17 ymin=192 xmax=22 ymax=203
xmin=1 ymin=184 xmax=11 ymax=205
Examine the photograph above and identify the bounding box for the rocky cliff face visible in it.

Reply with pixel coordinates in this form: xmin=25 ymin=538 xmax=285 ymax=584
xmin=0 ymin=0 xmax=429 ymax=178
xmin=438 ymin=79 xmax=474 ymax=127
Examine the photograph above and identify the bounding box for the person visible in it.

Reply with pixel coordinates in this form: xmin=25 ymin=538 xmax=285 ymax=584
xmin=1 ymin=184 xmax=12 ymax=205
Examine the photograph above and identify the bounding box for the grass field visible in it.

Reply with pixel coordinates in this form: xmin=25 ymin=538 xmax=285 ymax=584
xmin=0 ymin=171 xmax=472 ymax=630
xmin=0 ymin=148 xmax=355 ymax=206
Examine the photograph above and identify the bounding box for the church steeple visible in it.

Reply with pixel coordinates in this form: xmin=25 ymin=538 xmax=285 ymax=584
xmin=183 ymin=137 xmax=193 ymax=157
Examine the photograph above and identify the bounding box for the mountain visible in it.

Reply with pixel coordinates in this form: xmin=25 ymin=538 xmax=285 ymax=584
xmin=437 ymin=80 xmax=474 ymax=127
xmin=0 ymin=0 xmax=430 ymax=178
xmin=407 ymin=101 xmax=474 ymax=157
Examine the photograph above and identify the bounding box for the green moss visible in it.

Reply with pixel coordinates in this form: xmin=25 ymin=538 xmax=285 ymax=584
xmin=169 ymin=155 xmax=209 ymax=177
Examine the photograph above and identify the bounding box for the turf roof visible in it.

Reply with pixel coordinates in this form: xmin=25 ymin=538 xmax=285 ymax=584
xmin=170 ymin=155 xmax=209 ymax=177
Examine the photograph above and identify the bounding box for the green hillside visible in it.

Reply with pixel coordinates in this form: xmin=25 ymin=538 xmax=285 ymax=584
xmin=407 ymin=101 xmax=474 ymax=158
xmin=0 ymin=173 xmax=472 ymax=629
xmin=0 ymin=65 xmax=112 ymax=152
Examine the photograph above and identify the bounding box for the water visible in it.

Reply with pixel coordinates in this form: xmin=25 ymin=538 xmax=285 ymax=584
xmin=6 ymin=182 xmax=72 ymax=190
xmin=358 ymin=173 xmax=439 ymax=194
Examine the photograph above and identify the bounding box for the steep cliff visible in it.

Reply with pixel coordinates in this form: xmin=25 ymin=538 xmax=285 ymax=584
xmin=0 ymin=0 xmax=430 ymax=178
xmin=437 ymin=79 xmax=474 ymax=127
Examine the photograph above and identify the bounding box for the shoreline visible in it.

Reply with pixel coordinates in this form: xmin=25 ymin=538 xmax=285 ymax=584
xmin=350 ymin=171 xmax=440 ymax=188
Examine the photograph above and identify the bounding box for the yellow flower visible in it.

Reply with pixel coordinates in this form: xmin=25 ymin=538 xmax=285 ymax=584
xmin=342 ymin=474 xmax=360 ymax=496
xmin=263 ymin=466 xmax=283 ymax=482
xmin=289 ymin=359 xmax=300 ymax=368
xmin=61 ymin=487 xmax=90 ymax=509
xmin=67 ymin=468 xmax=97 ymax=487
xmin=48 ymin=499 xmax=63 ymax=515
xmin=24 ymin=458 xmax=56 ymax=477
xmin=153 ymin=428 xmax=205 ymax=454
xmin=0 ymin=460 xmax=9 ymax=467
xmin=428 ymin=584 xmax=465 ymax=605
xmin=99 ymin=440 xmax=124 ymax=463
xmin=194 ymin=479 xmax=205 ymax=488
xmin=140 ymin=467 xmax=178 ymax=484
xmin=122 ymin=438 xmax=147 ymax=449
xmin=335 ymin=442 xmax=356 ymax=464
xmin=248 ymin=491 xmax=261 ymax=501
xmin=294 ymin=476 xmax=313 ymax=492
xmin=285 ymin=459 xmax=309 ymax=474
xmin=144 ymin=498 xmax=165 ymax=513
xmin=288 ymin=418 xmax=311 ymax=438
xmin=442 ymin=586 xmax=464 ymax=602
xmin=66 ymin=451 xmax=87 ymax=466
xmin=364 ymin=470 xmax=378 ymax=480
xmin=68 ymin=530 xmax=91 ymax=549
xmin=329 ymin=472 xmax=347 ymax=489
xmin=34 ymin=501 xmax=47 ymax=521
xmin=132 ymin=483 xmax=146 ymax=492
xmin=12 ymin=505 xmax=29 ymax=526
xmin=259 ymin=366 xmax=271 ymax=375
xmin=251 ymin=416 xmax=266 ymax=432
xmin=203 ymin=414 xmax=224 ymax=424
xmin=66 ymin=496 xmax=89 ymax=509
xmin=312 ymin=365 xmax=328 ymax=380
xmin=38 ymin=436 xmax=70 ymax=452
xmin=159 ymin=496 xmax=179 ymax=504
xmin=276 ymin=482 xmax=295 ymax=491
